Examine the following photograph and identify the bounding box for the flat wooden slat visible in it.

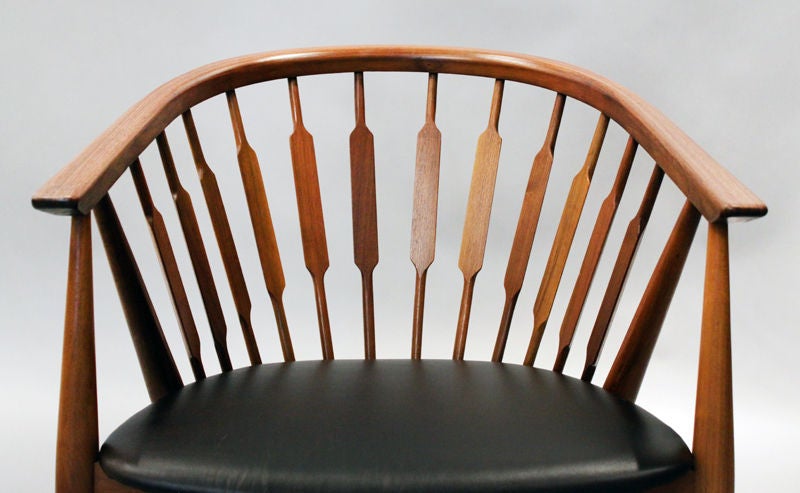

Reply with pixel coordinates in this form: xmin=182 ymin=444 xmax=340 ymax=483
xmin=156 ymin=132 xmax=233 ymax=372
xmin=226 ymin=90 xmax=295 ymax=362
xmin=130 ymin=160 xmax=205 ymax=380
xmin=94 ymin=195 xmax=183 ymax=401
xmin=581 ymin=165 xmax=664 ymax=382
xmin=524 ymin=114 xmax=609 ymax=366
xmin=349 ymin=72 xmax=378 ymax=359
xmin=56 ymin=214 xmax=96 ymax=493
xmin=492 ymin=93 xmax=565 ymax=362
xmin=693 ymin=220 xmax=734 ymax=493
xmin=603 ymin=200 xmax=701 ymax=402
xmin=553 ymin=136 xmax=638 ymax=372
xmin=183 ymin=110 xmax=261 ymax=365
xmin=453 ymin=79 xmax=504 ymax=360
xmin=288 ymin=77 xmax=334 ymax=360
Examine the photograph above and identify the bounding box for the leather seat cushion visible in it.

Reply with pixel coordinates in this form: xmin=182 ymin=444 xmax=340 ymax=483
xmin=99 ymin=360 xmax=692 ymax=492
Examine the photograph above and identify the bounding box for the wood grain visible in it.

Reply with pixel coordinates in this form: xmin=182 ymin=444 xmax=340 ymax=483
xmin=129 ymin=160 xmax=205 ymax=380
xmin=523 ymin=114 xmax=609 ymax=366
xmin=453 ymin=79 xmax=504 ymax=360
xmin=226 ymin=90 xmax=295 ymax=362
xmin=56 ymin=215 xmax=96 ymax=493
xmin=350 ymin=72 xmax=378 ymax=359
xmin=552 ymin=136 xmax=637 ymax=372
xmin=288 ymin=77 xmax=334 ymax=360
xmin=581 ymin=165 xmax=664 ymax=382
xmin=603 ymin=201 xmax=701 ymax=402
xmin=492 ymin=93 xmax=565 ymax=362
xmin=183 ymin=110 xmax=261 ymax=365
xmin=410 ymin=73 xmax=441 ymax=359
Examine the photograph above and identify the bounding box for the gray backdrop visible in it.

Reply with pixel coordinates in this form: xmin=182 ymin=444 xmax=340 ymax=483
xmin=2 ymin=1 xmax=797 ymax=491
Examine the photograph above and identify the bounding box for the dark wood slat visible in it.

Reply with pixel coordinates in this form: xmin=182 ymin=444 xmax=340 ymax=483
xmin=410 ymin=73 xmax=441 ymax=360
xmin=453 ymin=79 xmax=504 ymax=360
xmin=156 ymin=132 xmax=233 ymax=372
xmin=603 ymin=200 xmax=701 ymax=401
xmin=130 ymin=160 xmax=205 ymax=380
xmin=552 ymin=136 xmax=638 ymax=372
xmin=183 ymin=110 xmax=261 ymax=365
xmin=581 ymin=165 xmax=664 ymax=382
xmin=288 ymin=77 xmax=334 ymax=360
xmin=349 ymin=72 xmax=378 ymax=359
xmin=94 ymin=194 xmax=183 ymax=401
xmin=492 ymin=93 xmax=565 ymax=362
xmin=56 ymin=215 xmax=96 ymax=493
xmin=693 ymin=220 xmax=734 ymax=493
xmin=523 ymin=114 xmax=609 ymax=366
xmin=226 ymin=90 xmax=295 ymax=362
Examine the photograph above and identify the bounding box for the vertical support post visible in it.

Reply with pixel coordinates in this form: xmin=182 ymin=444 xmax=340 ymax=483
xmin=56 ymin=214 xmax=97 ymax=493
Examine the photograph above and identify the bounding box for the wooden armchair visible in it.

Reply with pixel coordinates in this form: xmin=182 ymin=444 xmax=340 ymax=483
xmin=33 ymin=46 xmax=766 ymax=493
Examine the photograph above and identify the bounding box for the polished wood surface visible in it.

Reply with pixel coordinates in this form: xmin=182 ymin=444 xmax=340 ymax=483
xmin=453 ymin=79 xmax=504 ymax=360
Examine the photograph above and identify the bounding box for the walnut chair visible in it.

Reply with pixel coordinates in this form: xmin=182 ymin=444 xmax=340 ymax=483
xmin=33 ymin=46 xmax=767 ymax=493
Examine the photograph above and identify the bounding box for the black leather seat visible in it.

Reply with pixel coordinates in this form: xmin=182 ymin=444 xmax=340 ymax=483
xmin=99 ymin=360 xmax=692 ymax=492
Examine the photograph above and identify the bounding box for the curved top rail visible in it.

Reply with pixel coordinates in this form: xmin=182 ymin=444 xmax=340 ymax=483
xmin=32 ymin=45 xmax=766 ymax=221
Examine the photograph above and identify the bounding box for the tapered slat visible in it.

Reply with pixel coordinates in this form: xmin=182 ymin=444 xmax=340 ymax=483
xmin=523 ymin=114 xmax=609 ymax=366
xmin=183 ymin=110 xmax=261 ymax=365
xmin=288 ymin=77 xmax=334 ymax=359
xmin=226 ymin=90 xmax=295 ymax=362
xmin=581 ymin=165 xmax=664 ymax=382
xmin=604 ymin=200 xmax=701 ymax=401
xmin=410 ymin=73 xmax=441 ymax=359
xmin=453 ymin=79 xmax=504 ymax=360
xmin=553 ymin=137 xmax=638 ymax=372
xmin=157 ymin=133 xmax=232 ymax=372
xmin=130 ymin=160 xmax=205 ymax=380
xmin=492 ymin=93 xmax=565 ymax=362
xmin=349 ymin=72 xmax=378 ymax=359
xmin=55 ymin=215 xmax=96 ymax=493
xmin=693 ymin=220 xmax=734 ymax=493
xmin=94 ymin=195 xmax=183 ymax=401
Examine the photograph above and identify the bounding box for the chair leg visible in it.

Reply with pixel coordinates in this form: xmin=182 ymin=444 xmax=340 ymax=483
xmin=94 ymin=463 xmax=146 ymax=493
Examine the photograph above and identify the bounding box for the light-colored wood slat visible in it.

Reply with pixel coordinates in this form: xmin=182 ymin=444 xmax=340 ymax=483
xmin=552 ymin=136 xmax=638 ymax=372
xmin=156 ymin=133 xmax=233 ymax=372
xmin=492 ymin=93 xmax=565 ymax=362
xmin=410 ymin=73 xmax=441 ymax=359
xmin=56 ymin=215 xmax=96 ymax=493
xmin=94 ymin=195 xmax=183 ymax=401
xmin=523 ymin=114 xmax=610 ymax=366
xmin=183 ymin=110 xmax=261 ymax=365
xmin=226 ymin=90 xmax=295 ymax=362
xmin=603 ymin=200 xmax=701 ymax=402
xmin=453 ymin=79 xmax=504 ymax=360
xmin=288 ymin=77 xmax=334 ymax=360
xmin=581 ymin=165 xmax=664 ymax=382
xmin=129 ymin=160 xmax=205 ymax=380
xmin=693 ymin=220 xmax=734 ymax=493
xmin=349 ymin=72 xmax=378 ymax=360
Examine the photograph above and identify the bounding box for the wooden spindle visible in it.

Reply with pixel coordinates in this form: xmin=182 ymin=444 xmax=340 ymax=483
xmin=349 ymin=72 xmax=379 ymax=359
xmin=453 ymin=79 xmax=504 ymax=360
xmin=410 ymin=73 xmax=441 ymax=359
xmin=604 ymin=200 xmax=701 ymax=402
xmin=226 ymin=90 xmax=295 ymax=362
xmin=130 ymin=160 xmax=205 ymax=380
xmin=524 ymin=114 xmax=609 ymax=366
xmin=183 ymin=110 xmax=261 ymax=365
xmin=156 ymin=133 xmax=232 ymax=372
xmin=693 ymin=220 xmax=734 ymax=493
xmin=492 ymin=93 xmax=565 ymax=362
xmin=581 ymin=165 xmax=664 ymax=382
xmin=55 ymin=214 xmax=96 ymax=493
xmin=94 ymin=195 xmax=183 ymax=402
xmin=288 ymin=77 xmax=334 ymax=360
xmin=553 ymin=137 xmax=638 ymax=372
